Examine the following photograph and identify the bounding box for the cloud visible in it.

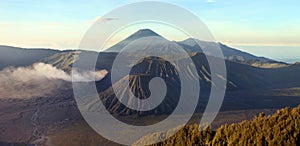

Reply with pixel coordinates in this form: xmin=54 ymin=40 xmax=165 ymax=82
xmin=90 ymin=16 xmax=118 ymax=23
xmin=100 ymin=17 xmax=118 ymax=22
xmin=0 ymin=63 xmax=107 ymax=82
xmin=0 ymin=63 xmax=108 ymax=99
xmin=72 ymin=68 xmax=108 ymax=82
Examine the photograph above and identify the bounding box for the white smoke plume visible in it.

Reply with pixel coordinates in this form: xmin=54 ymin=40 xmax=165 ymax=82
xmin=0 ymin=63 xmax=108 ymax=99
xmin=0 ymin=62 xmax=108 ymax=82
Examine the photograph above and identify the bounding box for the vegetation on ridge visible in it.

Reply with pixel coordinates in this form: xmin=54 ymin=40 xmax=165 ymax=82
xmin=135 ymin=105 xmax=300 ymax=146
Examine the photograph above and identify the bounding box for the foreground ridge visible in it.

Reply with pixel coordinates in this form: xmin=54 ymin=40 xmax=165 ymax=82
xmin=134 ymin=105 xmax=300 ymax=146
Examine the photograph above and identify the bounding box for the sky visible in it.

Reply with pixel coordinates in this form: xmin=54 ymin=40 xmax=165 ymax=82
xmin=0 ymin=0 xmax=299 ymax=61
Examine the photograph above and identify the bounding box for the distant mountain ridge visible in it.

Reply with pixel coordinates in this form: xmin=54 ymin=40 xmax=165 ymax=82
xmin=178 ymin=38 xmax=272 ymax=62
xmin=105 ymin=29 xmax=288 ymax=68
xmin=0 ymin=29 xmax=290 ymax=70
xmin=0 ymin=45 xmax=59 ymax=70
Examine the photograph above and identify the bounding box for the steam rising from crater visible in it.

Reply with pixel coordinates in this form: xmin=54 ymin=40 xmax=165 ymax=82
xmin=0 ymin=63 xmax=108 ymax=99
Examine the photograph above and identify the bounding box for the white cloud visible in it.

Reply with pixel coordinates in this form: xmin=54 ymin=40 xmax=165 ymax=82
xmin=0 ymin=63 xmax=108 ymax=99
xmin=0 ymin=63 xmax=107 ymax=82
xmin=90 ymin=16 xmax=118 ymax=24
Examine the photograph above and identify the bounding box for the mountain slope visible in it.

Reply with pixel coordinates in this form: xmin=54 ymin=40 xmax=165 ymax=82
xmin=134 ymin=105 xmax=300 ymax=146
xmin=98 ymin=56 xmax=182 ymax=115
xmin=94 ymin=51 xmax=300 ymax=115
xmin=178 ymin=38 xmax=289 ymax=68
xmin=40 ymin=51 xmax=81 ymax=72
xmin=0 ymin=45 xmax=59 ymax=70
xmin=105 ymin=29 xmax=165 ymax=52
xmin=105 ymin=29 xmax=289 ymax=68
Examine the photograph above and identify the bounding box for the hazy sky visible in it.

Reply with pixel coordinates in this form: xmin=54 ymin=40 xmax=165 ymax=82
xmin=0 ymin=0 xmax=299 ymax=60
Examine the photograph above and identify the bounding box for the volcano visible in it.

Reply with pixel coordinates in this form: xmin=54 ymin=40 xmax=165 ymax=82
xmin=98 ymin=56 xmax=182 ymax=115
xmin=105 ymin=29 xmax=165 ymax=52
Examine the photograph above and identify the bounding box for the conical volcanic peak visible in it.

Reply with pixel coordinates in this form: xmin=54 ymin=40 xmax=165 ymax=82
xmin=99 ymin=74 xmax=181 ymax=116
xmin=105 ymin=29 xmax=165 ymax=52
xmin=128 ymin=29 xmax=162 ymax=39
xmin=97 ymin=56 xmax=183 ymax=116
